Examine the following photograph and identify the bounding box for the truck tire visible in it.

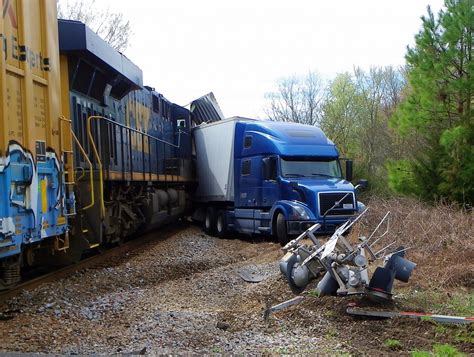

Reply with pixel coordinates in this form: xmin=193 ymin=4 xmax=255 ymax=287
xmin=216 ymin=210 xmax=228 ymax=238
xmin=204 ymin=207 xmax=216 ymax=235
xmin=276 ymin=212 xmax=289 ymax=246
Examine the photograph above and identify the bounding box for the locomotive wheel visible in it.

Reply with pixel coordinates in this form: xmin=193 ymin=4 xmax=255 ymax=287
xmin=276 ymin=213 xmax=290 ymax=246
xmin=216 ymin=210 xmax=228 ymax=238
xmin=204 ymin=207 xmax=217 ymax=235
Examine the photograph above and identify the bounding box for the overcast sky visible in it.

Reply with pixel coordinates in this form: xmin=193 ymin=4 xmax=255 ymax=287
xmin=105 ymin=0 xmax=444 ymax=118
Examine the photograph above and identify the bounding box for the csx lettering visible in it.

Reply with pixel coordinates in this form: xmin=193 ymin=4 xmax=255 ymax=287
xmin=0 ymin=33 xmax=48 ymax=71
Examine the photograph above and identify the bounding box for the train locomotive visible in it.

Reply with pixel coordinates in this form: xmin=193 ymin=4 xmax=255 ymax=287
xmin=0 ymin=1 xmax=195 ymax=289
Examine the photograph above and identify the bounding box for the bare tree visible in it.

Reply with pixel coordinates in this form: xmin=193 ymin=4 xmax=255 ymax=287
xmin=264 ymin=71 xmax=325 ymax=125
xmin=57 ymin=0 xmax=132 ymax=52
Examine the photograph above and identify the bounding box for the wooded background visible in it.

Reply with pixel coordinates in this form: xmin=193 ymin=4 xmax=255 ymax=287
xmin=265 ymin=0 xmax=473 ymax=206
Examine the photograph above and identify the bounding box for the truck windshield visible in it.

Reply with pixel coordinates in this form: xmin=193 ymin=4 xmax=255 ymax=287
xmin=280 ymin=158 xmax=342 ymax=178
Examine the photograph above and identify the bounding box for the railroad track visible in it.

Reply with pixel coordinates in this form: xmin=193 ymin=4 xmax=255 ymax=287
xmin=0 ymin=222 xmax=189 ymax=304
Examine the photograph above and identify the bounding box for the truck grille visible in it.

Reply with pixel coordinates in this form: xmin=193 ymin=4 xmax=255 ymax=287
xmin=318 ymin=192 xmax=356 ymax=217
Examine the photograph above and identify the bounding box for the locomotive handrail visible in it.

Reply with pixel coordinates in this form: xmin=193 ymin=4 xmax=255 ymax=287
xmin=89 ymin=115 xmax=186 ymax=148
xmin=75 ymin=167 xmax=86 ymax=182
xmin=59 ymin=116 xmax=95 ymax=212
xmin=70 ymin=130 xmax=95 ymax=211
xmin=86 ymin=115 xmax=188 ymax=219
xmin=86 ymin=116 xmax=106 ymax=218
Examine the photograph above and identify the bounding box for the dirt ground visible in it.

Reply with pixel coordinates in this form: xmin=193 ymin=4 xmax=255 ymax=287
xmin=0 ymin=224 xmax=472 ymax=355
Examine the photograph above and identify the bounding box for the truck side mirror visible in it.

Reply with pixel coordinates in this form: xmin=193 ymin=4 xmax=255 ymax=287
xmin=345 ymin=160 xmax=353 ymax=181
xmin=356 ymin=179 xmax=369 ymax=189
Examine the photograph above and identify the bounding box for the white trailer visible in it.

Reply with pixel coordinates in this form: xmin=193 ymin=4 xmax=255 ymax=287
xmin=193 ymin=117 xmax=256 ymax=203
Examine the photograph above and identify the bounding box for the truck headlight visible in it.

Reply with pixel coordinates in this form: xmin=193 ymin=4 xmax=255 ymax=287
xmin=292 ymin=206 xmax=310 ymax=220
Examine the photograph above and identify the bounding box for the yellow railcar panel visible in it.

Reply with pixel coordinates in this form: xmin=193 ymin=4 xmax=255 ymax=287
xmin=25 ymin=0 xmax=45 ymax=78
xmin=59 ymin=55 xmax=71 ymax=121
xmin=6 ymin=72 xmax=23 ymax=143
xmin=0 ymin=0 xmax=64 ymax=155
xmin=32 ymin=82 xmax=47 ymax=141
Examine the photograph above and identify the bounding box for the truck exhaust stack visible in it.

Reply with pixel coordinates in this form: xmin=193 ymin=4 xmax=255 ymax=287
xmin=279 ymin=209 xmax=416 ymax=302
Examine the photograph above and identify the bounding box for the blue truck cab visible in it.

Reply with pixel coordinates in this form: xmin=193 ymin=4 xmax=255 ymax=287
xmin=193 ymin=117 xmax=365 ymax=245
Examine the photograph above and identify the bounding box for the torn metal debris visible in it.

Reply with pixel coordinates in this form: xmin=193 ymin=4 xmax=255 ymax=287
xmin=279 ymin=209 xmax=416 ymax=302
xmin=263 ymin=296 xmax=306 ymax=320
xmin=346 ymin=306 xmax=474 ymax=325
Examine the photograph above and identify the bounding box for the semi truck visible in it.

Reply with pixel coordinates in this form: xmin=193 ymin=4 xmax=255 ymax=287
xmin=193 ymin=117 xmax=366 ymax=245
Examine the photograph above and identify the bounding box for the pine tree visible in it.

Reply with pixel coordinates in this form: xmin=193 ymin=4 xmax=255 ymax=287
xmin=389 ymin=0 xmax=473 ymax=205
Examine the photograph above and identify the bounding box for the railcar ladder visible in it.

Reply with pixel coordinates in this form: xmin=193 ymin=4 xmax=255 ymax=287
xmin=59 ymin=116 xmax=77 ymax=216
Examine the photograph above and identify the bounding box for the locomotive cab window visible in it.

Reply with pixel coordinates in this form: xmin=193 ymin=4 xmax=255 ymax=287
xmin=152 ymin=94 xmax=160 ymax=113
xmin=177 ymin=119 xmax=186 ymax=128
xmin=242 ymin=159 xmax=251 ymax=176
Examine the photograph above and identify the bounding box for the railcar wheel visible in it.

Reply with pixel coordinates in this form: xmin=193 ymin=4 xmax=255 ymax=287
xmin=216 ymin=210 xmax=228 ymax=238
xmin=204 ymin=207 xmax=217 ymax=235
xmin=0 ymin=255 xmax=21 ymax=290
xmin=276 ymin=213 xmax=290 ymax=246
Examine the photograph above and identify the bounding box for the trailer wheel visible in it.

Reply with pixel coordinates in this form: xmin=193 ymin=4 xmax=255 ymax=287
xmin=216 ymin=210 xmax=228 ymax=238
xmin=204 ymin=207 xmax=217 ymax=235
xmin=276 ymin=212 xmax=289 ymax=246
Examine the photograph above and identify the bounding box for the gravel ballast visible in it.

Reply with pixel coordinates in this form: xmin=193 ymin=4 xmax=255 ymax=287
xmin=1 ymin=225 xmax=471 ymax=355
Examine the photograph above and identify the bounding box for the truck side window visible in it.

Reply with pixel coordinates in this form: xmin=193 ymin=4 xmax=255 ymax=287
xmin=244 ymin=136 xmax=252 ymax=148
xmin=263 ymin=156 xmax=277 ymax=181
xmin=242 ymin=159 xmax=251 ymax=176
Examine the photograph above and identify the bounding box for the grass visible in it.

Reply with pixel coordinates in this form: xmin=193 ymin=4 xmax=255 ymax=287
xmin=411 ymin=352 xmax=431 ymax=357
xmin=402 ymin=290 xmax=474 ymax=316
xmin=325 ymin=327 xmax=339 ymax=339
xmin=350 ymin=197 xmax=473 ymax=315
xmin=307 ymin=290 xmax=320 ymax=298
xmin=349 ymin=197 xmax=473 ymax=353
xmin=384 ymin=338 xmax=403 ymax=350
xmin=434 ymin=323 xmax=474 ymax=345
xmin=411 ymin=343 xmax=467 ymax=357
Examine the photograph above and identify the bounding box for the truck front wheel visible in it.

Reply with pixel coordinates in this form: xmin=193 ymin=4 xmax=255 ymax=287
xmin=276 ymin=213 xmax=289 ymax=246
xmin=204 ymin=207 xmax=216 ymax=235
xmin=216 ymin=210 xmax=228 ymax=238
